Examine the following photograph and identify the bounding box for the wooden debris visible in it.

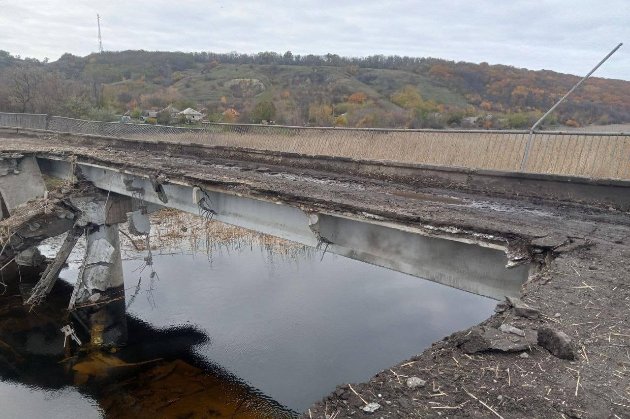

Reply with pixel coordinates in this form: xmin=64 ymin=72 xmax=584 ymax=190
xmin=25 ymin=227 xmax=82 ymax=306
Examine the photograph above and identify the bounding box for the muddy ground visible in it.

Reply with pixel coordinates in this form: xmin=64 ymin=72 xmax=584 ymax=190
xmin=1 ymin=131 xmax=629 ymax=418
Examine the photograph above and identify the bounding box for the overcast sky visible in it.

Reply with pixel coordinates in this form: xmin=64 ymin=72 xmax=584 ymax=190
xmin=0 ymin=0 xmax=628 ymax=80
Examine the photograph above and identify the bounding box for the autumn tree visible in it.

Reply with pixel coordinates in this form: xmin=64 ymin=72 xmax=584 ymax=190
xmin=222 ymin=108 xmax=239 ymax=123
xmin=348 ymin=92 xmax=368 ymax=104
xmin=390 ymin=85 xmax=423 ymax=109
xmin=391 ymin=85 xmax=440 ymax=127
xmin=308 ymin=103 xmax=333 ymax=126
xmin=139 ymin=87 xmax=181 ymax=109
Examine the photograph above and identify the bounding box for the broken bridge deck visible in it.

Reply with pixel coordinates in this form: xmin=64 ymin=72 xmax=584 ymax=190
xmin=0 ymin=130 xmax=629 ymax=418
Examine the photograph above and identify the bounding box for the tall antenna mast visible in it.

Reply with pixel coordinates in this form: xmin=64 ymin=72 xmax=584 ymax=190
xmin=97 ymin=14 xmax=104 ymax=53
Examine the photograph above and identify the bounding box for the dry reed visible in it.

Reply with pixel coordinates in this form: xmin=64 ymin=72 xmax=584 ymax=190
xmin=131 ymin=129 xmax=630 ymax=180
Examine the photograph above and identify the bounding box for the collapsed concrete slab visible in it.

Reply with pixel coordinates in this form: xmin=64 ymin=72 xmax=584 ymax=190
xmin=0 ymin=154 xmax=46 ymax=217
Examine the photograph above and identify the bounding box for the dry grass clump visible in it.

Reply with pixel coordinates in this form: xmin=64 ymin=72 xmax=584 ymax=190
xmin=119 ymin=208 xmax=312 ymax=261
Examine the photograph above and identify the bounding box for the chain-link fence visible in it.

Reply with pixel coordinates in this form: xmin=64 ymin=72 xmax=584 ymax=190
xmin=1 ymin=112 xmax=629 ymax=180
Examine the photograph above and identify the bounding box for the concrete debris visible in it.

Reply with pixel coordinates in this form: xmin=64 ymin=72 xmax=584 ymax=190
xmin=506 ymin=296 xmax=540 ymax=319
xmin=84 ymin=237 xmax=115 ymax=266
xmin=531 ymin=234 xmax=568 ymax=249
xmin=494 ymin=301 xmax=509 ymax=313
xmin=530 ymin=235 xmax=591 ymax=255
xmin=406 ymin=377 xmax=426 ymax=389
xmin=455 ymin=326 xmax=537 ymax=354
xmin=25 ymin=227 xmax=82 ymax=306
xmin=361 ymin=402 xmax=381 ymax=413
xmin=128 ymin=210 xmax=151 ymax=235
xmin=537 ymin=327 xmax=577 ymax=360
xmin=70 ymin=196 xmax=107 ymax=226
xmin=15 ymin=247 xmax=45 ymax=267
xmin=499 ymin=323 xmax=526 ymax=337
xmin=519 ymin=352 xmax=530 ymax=358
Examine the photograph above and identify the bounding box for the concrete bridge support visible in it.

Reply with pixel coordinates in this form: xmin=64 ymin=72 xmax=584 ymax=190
xmin=70 ymin=223 xmax=127 ymax=347
xmin=0 ymin=155 xmax=136 ymax=348
xmin=68 ymin=196 xmax=133 ymax=348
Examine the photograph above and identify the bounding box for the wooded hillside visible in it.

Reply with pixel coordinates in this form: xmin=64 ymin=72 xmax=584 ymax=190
xmin=1 ymin=50 xmax=628 ymax=129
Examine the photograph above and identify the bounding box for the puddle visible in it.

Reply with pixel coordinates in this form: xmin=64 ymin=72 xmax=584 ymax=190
xmin=1 ymin=210 xmax=499 ymax=416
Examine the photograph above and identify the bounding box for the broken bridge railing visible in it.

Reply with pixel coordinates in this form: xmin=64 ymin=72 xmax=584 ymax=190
xmin=0 ymin=112 xmax=629 ymax=180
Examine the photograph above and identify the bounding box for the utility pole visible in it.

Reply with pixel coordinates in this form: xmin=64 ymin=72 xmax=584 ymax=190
xmin=520 ymin=43 xmax=623 ymax=171
xmin=97 ymin=14 xmax=104 ymax=53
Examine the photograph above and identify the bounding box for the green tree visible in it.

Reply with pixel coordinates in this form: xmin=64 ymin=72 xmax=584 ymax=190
xmin=251 ymin=101 xmax=276 ymax=123
xmin=157 ymin=110 xmax=171 ymax=125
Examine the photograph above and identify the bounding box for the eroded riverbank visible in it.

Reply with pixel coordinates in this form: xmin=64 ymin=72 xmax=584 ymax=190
xmin=304 ymin=221 xmax=630 ymax=418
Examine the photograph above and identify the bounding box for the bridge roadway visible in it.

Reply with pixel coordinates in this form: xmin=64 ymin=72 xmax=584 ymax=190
xmin=1 ymin=129 xmax=630 ymax=417
xmin=0 ymin=129 xmax=629 ymax=299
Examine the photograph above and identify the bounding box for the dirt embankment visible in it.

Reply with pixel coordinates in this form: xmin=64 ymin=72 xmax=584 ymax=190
xmin=304 ymin=234 xmax=630 ymax=418
xmin=1 ymin=132 xmax=629 ymax=418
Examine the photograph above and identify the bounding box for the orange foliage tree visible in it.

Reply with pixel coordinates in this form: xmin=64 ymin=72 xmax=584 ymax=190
xmin=348 ymin=92 xmax=368 ymax=104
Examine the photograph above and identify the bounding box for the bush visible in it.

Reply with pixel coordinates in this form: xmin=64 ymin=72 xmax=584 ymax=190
xmin=157 ymin=110 xmax=171 ymax=125
xmin=86 ymin=107 xmax=118 ymax=122
xmin=145 ymin=117 xmax=157 ymax=125
xmin=445 ymin=111 xmax=464 ymax=126
xmin=334 ymin=115 xmax=348 ymax=126
xmin=333 ymin=102 xmax=351 ymax=114
xmin=251 ymin=101 xmax=276 ymax=123
xmin=506 ymin=112 xmax=532 ymax=129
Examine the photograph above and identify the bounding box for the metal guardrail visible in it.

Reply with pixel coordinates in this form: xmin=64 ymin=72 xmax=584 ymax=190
xmin=0 ymin=112 xmax=629 ymax=180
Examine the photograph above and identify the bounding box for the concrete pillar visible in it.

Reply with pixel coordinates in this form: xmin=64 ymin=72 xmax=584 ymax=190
xmin=0 ymin=156 xmax=46 ymax=215
xmin=71 ymin=223 xmax=127 ymax=348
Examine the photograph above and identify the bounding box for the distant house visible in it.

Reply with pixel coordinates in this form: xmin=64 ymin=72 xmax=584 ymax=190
xmin=161 ymin=105 xmax=181 ymax=118
xmin=462 ymin=116 xmax=480 ymax=128
xmin=178 ymin=108 xmax=204 ymax=122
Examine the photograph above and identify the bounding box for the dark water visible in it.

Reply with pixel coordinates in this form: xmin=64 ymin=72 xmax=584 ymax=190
xmin=0 ymin=222 xmax=497 ymax=417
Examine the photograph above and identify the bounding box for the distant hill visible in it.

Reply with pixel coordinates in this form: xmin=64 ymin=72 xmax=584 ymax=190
xmin=1 ymin=50 xmax=629 ymax=129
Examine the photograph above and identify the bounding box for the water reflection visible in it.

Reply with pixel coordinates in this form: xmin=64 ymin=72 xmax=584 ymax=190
xmin=0 ymin=280 xmax=295 ymax=418
xmin=2 ymin=209 xmax=497 ymax=416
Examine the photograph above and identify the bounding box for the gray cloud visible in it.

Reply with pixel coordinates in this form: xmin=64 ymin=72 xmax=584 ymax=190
xmin=0 ymin=0 xmax=627 ymax=80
